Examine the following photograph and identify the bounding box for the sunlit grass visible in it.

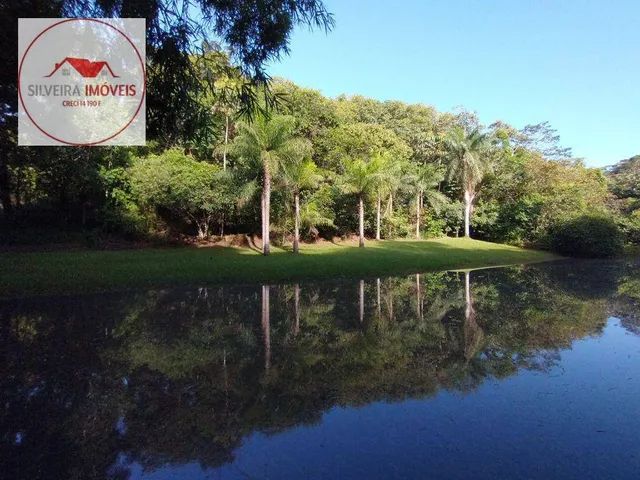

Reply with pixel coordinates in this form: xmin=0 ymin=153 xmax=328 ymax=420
xmin=0 ymin=238 xmax=559 ymax=298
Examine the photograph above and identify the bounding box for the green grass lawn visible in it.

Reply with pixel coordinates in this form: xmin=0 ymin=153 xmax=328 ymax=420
xmin=0 ymin=238 xmax=558 ymax=298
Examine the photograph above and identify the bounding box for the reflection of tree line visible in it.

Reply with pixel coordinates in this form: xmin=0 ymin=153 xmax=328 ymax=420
xmin=1 ymin=260 xmax=638 ymax=479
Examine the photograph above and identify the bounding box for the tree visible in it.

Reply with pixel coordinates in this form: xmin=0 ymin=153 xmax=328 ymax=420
xmin=298 ymin=193 xmax=335 ymax=239
xmin=444 ymin=127 xmax=492 ymax=237
xmin=408 ymin=164 xmax=448 ymax=239
xmin=231 ymin=114 xmax=302 ymax=255
xmin=607 ymin=155 xmax=640 ymax=200
xmin=195 ymin=48 xmax=247 ymax=169
xmin=340 ymin=156 xmax=385 ymax=247
xmin=516 ymin=121 xmax=572 ymax=160
xmin=130 ymin=149 xmax=230 ymax=238
xmin=279 ymin=142 xmax=322 ymax=253
xmin=0 ymin=1 xmax=334 ymax=219
xmin=371 ymin=152 xmax=392 ymax=240
xmin=324 ymin=122 xmax=411 ymax=240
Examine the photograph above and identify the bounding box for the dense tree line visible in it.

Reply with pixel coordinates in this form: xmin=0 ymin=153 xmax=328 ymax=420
xmin=2 ymin=63 xmax=633 ymax=256
xmin=1 ymin=3 xmax=636 ymax=256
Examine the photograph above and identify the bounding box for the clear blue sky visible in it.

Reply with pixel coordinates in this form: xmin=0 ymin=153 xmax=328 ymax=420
xmin=266 ymin=0 xmax=639 ymax=167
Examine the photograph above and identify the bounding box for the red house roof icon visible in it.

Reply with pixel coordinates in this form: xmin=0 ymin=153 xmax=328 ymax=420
xmin=45 ymin=57 xmax=119 ymax=78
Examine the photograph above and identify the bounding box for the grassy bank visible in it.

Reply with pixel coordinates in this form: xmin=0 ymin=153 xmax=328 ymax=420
xmin=0 ymin=238 xmax=558 ymax=298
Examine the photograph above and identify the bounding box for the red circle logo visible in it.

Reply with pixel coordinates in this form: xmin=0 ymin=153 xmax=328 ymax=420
xmin=18 ymin=18 xmax=146 ymax=146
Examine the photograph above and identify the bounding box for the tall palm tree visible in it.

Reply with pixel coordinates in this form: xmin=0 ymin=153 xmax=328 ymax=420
xmin=444 ymin=127 xmax=491 ymax=237
xmin=341 ymin=155 xmax=385 ymax=247
xmin=231 ymin=114 xmax=299 ymax=255
xmin=408 ymin=163 xmax=449 ymax=239
xmin=381 ymin=158 xmax=405 ymax=238
xmin=279 ymin=144 xmax=323 ymax=253
xmin=372 ymin=152 xmax=402 ymax=241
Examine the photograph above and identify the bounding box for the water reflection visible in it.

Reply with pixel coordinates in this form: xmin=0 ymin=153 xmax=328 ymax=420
xmin=1 ymin=259 xmax=639 ymax=479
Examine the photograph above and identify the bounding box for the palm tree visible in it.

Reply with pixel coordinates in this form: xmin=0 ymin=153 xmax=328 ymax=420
xmin=298 ymin=196 xmax=334 ymax=240
xmin=231 ymin=114 xmax=299 ymax=255
xmin=372 ymin=153 xmax=401 ymax=241
xmin=279 ymin=144 xmax=322 ymax=253
xmin=408 ymin=163 xmax=448 ymax=239
xmin=380 ymin=158 xmax=405 ymax=238
xmin=341 ymin=155 xmax=385 ymax=247
xmin=443 ymin=127 xmax=491 ymax=237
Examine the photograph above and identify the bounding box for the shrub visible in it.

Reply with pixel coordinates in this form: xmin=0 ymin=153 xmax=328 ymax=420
xmin=129 ymin=149 xmax=234 ymax=239
xmin=384 ymin=212 xmax=412 ymax=238
xmin=549 ymin=214 xmax=623 ymax=257
xmin=422 ymin=214 xmax=446 ymax=238
xmin=618 ymin=210 xmax=640 ymax=244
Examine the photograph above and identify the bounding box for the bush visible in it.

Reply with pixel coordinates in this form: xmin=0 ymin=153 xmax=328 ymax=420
xmin=549 ymin=214 xmax=623 ymax=257
xmin=618 ymin=210 xmax=640 ymax=245
xmin=383 ymin=212 xmax=412 ymax=238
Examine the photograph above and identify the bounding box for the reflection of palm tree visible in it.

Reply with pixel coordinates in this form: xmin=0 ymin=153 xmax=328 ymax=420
xmin=386 ymin=280 xmax=394 ymax=322
xmin=359 ymin=280 xmax=365 ymax=324
xmin=463 ymin=271 xmax=484 ymax=361
xmin=416 ymin=274 xmax=423 ymax=321
xmin=376 ymin=278 xmax=381 ymax=319
xmin=261 ymin=285 xmax=271 ymax=370
xmin=293 ymin=283 xmax=300 ymax=336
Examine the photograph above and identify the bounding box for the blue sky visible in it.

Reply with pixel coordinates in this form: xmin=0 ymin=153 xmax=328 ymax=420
xmin=266 ymin=0 xmax=639 ymax=167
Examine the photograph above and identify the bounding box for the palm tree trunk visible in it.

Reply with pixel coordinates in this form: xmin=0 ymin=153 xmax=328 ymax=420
xmin=463 ymin=189 xmax=473 ymax=238
xmin=262 ymin=163 xmax=271 ymax=255
xmin=358 ymin=195 xmax=365 ymax=248
xmin=223 ymin=114 xmax=229 ymax=171
xmin=375 ymin=195 xmax=381 ymax=240
xmin=293 ymin=192 xmax=300 ymax=253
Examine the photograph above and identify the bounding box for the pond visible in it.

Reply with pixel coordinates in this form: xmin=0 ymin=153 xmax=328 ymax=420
xmin=1 ymin=259 xmax=639 ymax=479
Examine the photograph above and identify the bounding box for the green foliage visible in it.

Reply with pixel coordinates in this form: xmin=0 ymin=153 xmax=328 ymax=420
xmin=444 ymin=126 xmax=492 ymax=192
xmin=1 ymin=43 xmax=630 ymax=250
xmin=436 ymin=200 xmax=464 ymax=237
xmin=422 ymin=215 xmax=447 ymax=238
xmin=384 ymin=211 xmax=413 ymax=238
xmin=606 ymin=155 xmax=640 ymax=244
xmin=300 ymin=195 xmax=335 ymax=239
xmin=130 ymin=149 xmax=232 ymax=238
xmin=549 ymin=214 xmax=624 ymax=258
xmin=617 ymin=211 xmax=640 ymax=244
xmin=231 ymin=114 xmax=299 ymax=177
xmin=323 ymin=122 xmax=412 ymax=171
xmin=340 ymin=156 xmax=386 ymax=198
xmin=99 ymin=165 xmax=151 ymax=237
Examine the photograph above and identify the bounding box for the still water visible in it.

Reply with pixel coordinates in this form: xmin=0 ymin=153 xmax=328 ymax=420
xmin=1 ymin=259 xmax=639 ymax=479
